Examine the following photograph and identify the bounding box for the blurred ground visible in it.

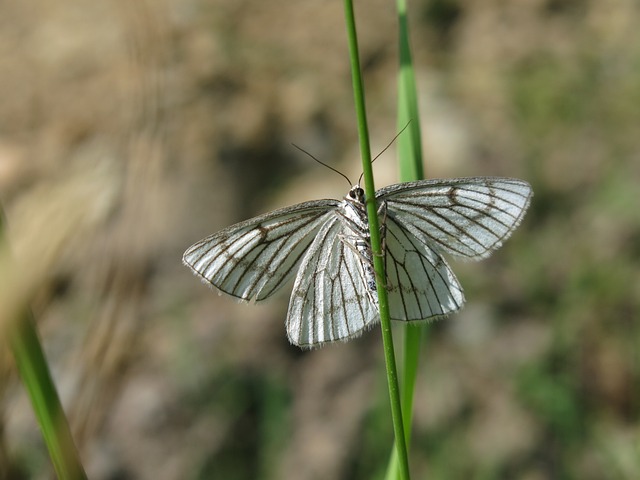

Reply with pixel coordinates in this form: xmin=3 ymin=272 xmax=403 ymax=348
xmin=0 ymin=0 xmax=639 ymax=479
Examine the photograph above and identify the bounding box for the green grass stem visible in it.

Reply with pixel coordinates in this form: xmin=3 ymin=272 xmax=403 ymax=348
xmin=0 ymin=208 xmax=87 ymax=480
xmin=342 ymin=1 xmax=410 ymax=479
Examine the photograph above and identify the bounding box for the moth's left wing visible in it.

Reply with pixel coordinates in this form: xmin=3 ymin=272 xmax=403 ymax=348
xmin=183 ymin=199 xmax=339 ymax=301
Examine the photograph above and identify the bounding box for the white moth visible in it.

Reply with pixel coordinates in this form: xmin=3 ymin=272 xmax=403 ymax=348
xmin=183 ymin=177 xmax=532 ymax=347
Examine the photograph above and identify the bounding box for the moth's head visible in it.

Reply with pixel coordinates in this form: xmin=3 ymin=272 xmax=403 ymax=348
xmin=346 ymin=185 xmax=366 ymax=204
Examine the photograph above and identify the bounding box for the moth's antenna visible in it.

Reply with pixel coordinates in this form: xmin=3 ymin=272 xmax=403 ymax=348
xmin=292 ymin=143 xmax=353 ymax=187
xmin=358 ymin=121 xmax=412 ymax=185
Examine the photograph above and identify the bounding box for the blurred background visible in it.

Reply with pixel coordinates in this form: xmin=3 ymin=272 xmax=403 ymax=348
xmin=0 ymin=0 xmax=638 ymax=479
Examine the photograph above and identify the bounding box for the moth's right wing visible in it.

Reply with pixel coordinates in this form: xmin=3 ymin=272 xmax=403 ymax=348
xmin=183 ymin=199 xmax=339 ymax=301
xmin=377 ymin=177 xmax=532 ymax=260
xmin=378 ymin=177 xmax=531 ymax=321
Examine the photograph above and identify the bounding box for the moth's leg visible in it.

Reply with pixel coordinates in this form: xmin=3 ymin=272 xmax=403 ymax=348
xmin=377 ymin=200 xmax=392 ymax=289
xmin=336 ymin=232 xmax=388 ymax=286
xmin=377 ymin=200 xmax=388 ymax=226
xmin=371 ymin=200 xmax=388 ymax=257
xmin=339 ymin=238 xmax=388 ymax=288
xmin=338 ymin=233 xmax=373 ymax=265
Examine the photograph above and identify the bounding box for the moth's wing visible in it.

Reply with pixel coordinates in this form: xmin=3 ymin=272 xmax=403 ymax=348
xmin=286 ymin=215 xmax=379 ymax=347
xmin=377 ymin=177 xmax=532 ymax=260
xmin=183 ymin=199 xmax=339 ymax=301
xmin=384 ymin=214 xmax=464 ymax=321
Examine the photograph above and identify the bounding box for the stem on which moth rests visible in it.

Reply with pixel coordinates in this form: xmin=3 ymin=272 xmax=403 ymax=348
xmin=343 ymin=1 xmax=411 ymax=479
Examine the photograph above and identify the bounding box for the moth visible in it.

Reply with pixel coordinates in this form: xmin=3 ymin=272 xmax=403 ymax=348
xmin=183 ymin=177 xmax=532 ymax=347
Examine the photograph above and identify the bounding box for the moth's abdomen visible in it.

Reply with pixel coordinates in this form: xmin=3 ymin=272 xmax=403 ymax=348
xmin=338 ymin=198 xmax=379 ymax=308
